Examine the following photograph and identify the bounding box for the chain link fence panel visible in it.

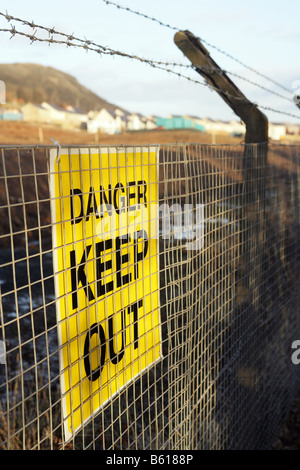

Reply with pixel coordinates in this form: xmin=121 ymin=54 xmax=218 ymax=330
xmin=0 ymin=142 xmax=300 ymax=450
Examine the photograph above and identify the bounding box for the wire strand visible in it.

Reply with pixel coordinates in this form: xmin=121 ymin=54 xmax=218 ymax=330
xmin=101 ymin=0 xmax=179 ymax=31
xmin=0 ymin=13 xmax=299 ymax=120
xmin=100 ymin=0 xmax=291 ymax=94
xmin=0 ymin=9 xmax=292 ymax=103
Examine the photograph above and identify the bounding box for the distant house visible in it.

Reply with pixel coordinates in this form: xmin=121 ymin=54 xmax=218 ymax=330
xmin=203 ymin=119 xmax=230 ymax=134
xmin=156 ymin=115 xmax=184 ymax=129
xmin=194 ymin=117 xmax=214 ymax=132
xmin=21 ymin=102 xmax=88 ymax=128
xmin=186 ymin=116 xmax=245 ymax=136
xmin=227 ymin=120 xmax=245 ymax=136
xmin=286 ymin=124 xmax=300 ymax=135
xmin=126 ymin=113 xmax=146 ymax=131
xmin=155 ymin=114 xmax=248 ymax=136
xmin=156 ymin=115 xmax=205 ymax=131
xmin=268 ymin=123 xmax=286 ymax=140
xmin=184 ymin=115 xmax=207 ymax=131
xmin=63 ymin=105 xmax=87 ymax=128
xmin=0 ymin=107 xmax=23 ymax=121
xmin=114 ymin=108 xmax=131 ymax=131
xmin=40 ymin=102 xmax=66 ymax=125
xmin=21 ymin=103 xmax=51 ymax=123
xmin=145 ymin=115 xmax=159 ymax=130
xmin=87 ymin=108 xmax=125 ymax=134
xmin=87 ymin=107 xmax=152 ymax=134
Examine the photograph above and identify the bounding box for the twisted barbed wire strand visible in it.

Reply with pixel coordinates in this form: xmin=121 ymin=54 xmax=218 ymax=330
xmin=100 ymin=0 xmax=291 ymax=94
xmin=0 ymin=14 xmax=299 ymax=120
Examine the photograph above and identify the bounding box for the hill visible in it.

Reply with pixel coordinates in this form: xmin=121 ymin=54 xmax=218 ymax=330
xmin=0 ymin=63 xmax=118 ymax=112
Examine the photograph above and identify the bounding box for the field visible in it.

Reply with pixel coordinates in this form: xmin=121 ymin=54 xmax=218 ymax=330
xmin=0 ymin=121 xmax=243 ymax=146
xmin=1 ymin=120 xmax=300 ymax=147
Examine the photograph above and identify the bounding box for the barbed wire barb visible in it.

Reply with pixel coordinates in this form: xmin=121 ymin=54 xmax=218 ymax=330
xmin=4 ymin=10 xmax=12 ymax=22
xmin=9 ymin=25 xmax=16 ymax=39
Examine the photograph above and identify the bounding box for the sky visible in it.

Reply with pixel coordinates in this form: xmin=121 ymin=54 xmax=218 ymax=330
xmin=0 ymin=0 xmax=299 ymax=123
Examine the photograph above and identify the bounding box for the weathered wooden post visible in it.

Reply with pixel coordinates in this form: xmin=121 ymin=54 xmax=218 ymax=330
xmin=174 ymin=30 xmax=268 ymax=316
xmin=174 ymin=30 xmax=271 ymax=448
xmin=174 ymin=30 xmax=268 ymax=144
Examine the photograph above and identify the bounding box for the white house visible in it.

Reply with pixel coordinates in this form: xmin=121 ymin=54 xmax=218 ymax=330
xmin=126 ymin=113 xmax=146 ymax=131
xmin=21 ymin=103 xmax=51 ymax=123
xmin=41 ymin=102 xmax=88 ymax=129
xmin=64 ymin=105 xmax=88 ymax=128
xmin=188 ymin=117 xmax=245 ymax=136
xmin=286 ymin=124 xmax=300 ymax=135
xmin=87 ymin=107 xmax=153 ymax=134
xmin=21 ymin=102 xmax=88 ymax=128
xmin=268 ymin=123 xmax=286 ymax=141
xmin=87 ymin=108 xmax=125 ymax=134
xmin=192 ymin=117 xmax=216 ymax=132
xmin=40 ymin=102 xmax=66 ymax=125
xmin=144 ymin=115 xmax=158 ymax=130
xmin=226 ymin=120 xmax=245 ymax=136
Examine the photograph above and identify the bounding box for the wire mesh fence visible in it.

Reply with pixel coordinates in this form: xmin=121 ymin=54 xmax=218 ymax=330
xmin=0 ymin=142 xmax=300 ymax=450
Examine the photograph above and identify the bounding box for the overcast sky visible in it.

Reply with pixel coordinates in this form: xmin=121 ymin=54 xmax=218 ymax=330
xmin=0 ymin=0 xmax=299 ymax=123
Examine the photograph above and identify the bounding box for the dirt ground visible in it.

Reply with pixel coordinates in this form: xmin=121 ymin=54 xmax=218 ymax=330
xmin=0 ymin=121 xmax=243 ymax=146
xmin=1 ymin=120 xmax=299 ymax=146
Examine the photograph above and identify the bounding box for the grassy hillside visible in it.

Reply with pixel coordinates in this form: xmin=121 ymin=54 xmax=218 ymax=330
xmin=0 ymin=63 xmax=118 ymax=112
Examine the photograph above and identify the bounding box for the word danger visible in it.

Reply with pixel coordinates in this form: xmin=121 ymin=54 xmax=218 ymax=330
xmin=70 ymin=231 xmax=148 ymax=310
xmin=70 ymin=180 xmax=148 ymax=223
xmin=83 ymin=299 xmax=143 ymax=381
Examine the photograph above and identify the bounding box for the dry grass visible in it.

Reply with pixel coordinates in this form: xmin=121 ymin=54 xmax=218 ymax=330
xmin=0 ymin=121 xmax=243 ymax=146
xmin=1 ymin=120 xmax=300 ymax=147
xmin=0 ymin=381 xmax=63 ymax=449
xmin=272 ymin=388 xmax=300 ymax=450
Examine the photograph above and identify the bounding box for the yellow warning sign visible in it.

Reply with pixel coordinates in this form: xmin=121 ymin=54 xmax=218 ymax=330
xmin=49 ymin=146 xmax=161 ymax=441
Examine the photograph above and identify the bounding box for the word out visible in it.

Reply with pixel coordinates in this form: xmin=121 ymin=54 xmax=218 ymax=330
xmin=83 ymin=299 xmax=143 ymax=381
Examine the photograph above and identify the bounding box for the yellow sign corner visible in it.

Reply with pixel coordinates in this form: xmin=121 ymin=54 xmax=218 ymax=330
xmin=49 ymin=146 xmax=161 ymax=441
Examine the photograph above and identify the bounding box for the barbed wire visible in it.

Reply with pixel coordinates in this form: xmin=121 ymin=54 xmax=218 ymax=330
xmin=1 ymin=9 xmax=292 ymax=104
xmin=171 ymin=63 xmax=292 ymax=103
xmin=0 ymin=12 xmax=293 ymax=103
xmin=100 ymin=0 xmax=292 ymax=94
xmin=101 ymin=0 xmax=179 ymax=31
xmin=0 ymin=13 xmax=299 ymax=120
xmin=0 ymin=25 xmax=226 ymax=91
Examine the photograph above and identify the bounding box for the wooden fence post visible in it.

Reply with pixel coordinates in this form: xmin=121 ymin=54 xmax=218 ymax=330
xmin=174 ymin=30 xmax=268 ymax=310
xmin=174 ymin=30 xmax=268 ymax=144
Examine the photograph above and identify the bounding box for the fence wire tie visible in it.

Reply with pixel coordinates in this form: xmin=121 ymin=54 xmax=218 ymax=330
xmin=50 ymin=138 xmax=62 ymax=164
